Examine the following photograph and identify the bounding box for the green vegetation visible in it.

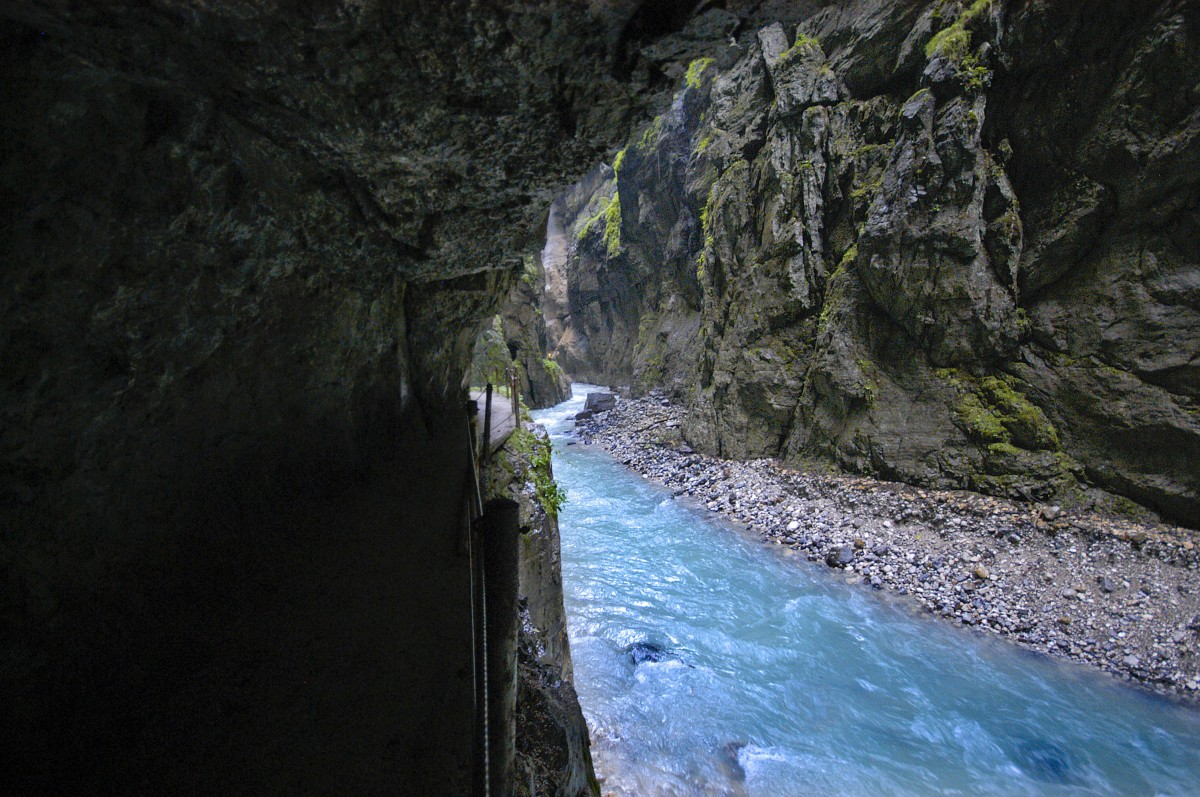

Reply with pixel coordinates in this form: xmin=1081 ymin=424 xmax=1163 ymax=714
xmin=938 ymin=368 xmax=1060 ymax=451
xmin=838 ymin=243 xmax=858 ymax=270
xmin=612 ymin=148 xmax=627 ymax=176
xmin=685 ymin=57 xmax=714 ymax=89
xmin=1014 ymin=306 xmax=1031 ymax=338
xmin=700 ymin=191 xmax=714 ymax=239
xmin=817 ymin=257 xmax=852 ymax=333
xmin=925 ymin=0 xmax=992 ymax=59
xmin=531 ymin=445 xmax=567 ymax=518
xmin=603 ymin=191 xmax=622 ymax=257
xmin=924 ymin=0 xmax=993 ymax=92
xmin=926 ymin=24 xmax=971 ymax=60
xmin=978 ymin=375 xmax=1060 ymax=450
xmin=856 ymin=357 xmax=880 ymax=404
xmin=987 ymin=441 xmax=1024 ymax=458
xmin=636 ymin=114 xmax=664 ymax=152
xmin=520 ymin=254 xmax=538 ymax=286
xmin=575 ymin=193 xmax=611 ymax=242
xmin=961 ymin=60 xmax=989 ymax=91
xmin=507 ymin=427 xmax=568 ymax=519
xmin=575 ymin=189 xmax=621 ymax=251
xmin=957 ymin=390 xmax=1010 ymax=443
xmin=851 ymin=141 xmax=893 ymax=160
xmin=541 ymin=357 xmax=564 ymax=381
xmin=850 ymin=173 xmax=883 ymax=205
xmin=696 ymin=182 xmax=719 ymax=280
xmin=779 ymin=32 xmax=821 ymax=65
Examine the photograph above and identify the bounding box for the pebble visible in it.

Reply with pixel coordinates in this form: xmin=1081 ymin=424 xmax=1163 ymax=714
xmin=573 ymin=392 xmax=1200 ymax=703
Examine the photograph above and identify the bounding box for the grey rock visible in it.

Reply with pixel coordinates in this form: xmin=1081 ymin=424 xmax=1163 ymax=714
xmin=585 ymin=392 xmax=617 ymax=413
xmin=827 ymin=545 xmax=856 ymax=568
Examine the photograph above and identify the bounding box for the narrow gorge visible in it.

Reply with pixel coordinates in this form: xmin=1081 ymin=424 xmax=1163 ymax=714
xmin=2 ymin=1 xmax=1198 ymax=795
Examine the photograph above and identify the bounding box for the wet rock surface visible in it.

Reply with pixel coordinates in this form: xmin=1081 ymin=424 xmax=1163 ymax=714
xmin=578 ymin=393 xmax=1200 ymax=702
xmin=544 ymin=0 xmax=1200 ymax=527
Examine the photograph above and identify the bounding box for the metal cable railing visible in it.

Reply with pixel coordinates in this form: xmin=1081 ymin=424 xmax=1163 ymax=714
xmin=465 ymin=380 xmax=520 ymax=797
xmin=464 ymin=391 xmax=490 ymax=797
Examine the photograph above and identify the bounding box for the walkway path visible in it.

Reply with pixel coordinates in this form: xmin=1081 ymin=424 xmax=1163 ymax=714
xmin=470 ymin=389 xmax=518 ymax=455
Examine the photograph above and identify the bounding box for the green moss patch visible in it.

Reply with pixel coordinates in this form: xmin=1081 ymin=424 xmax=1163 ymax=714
xmin=612 ymin=148 xmax=626 ymax=175
xmin=603 ymin=191 xmax=622 ymax=257
xmin=939 ymin=368 xmax=1060 ymax=451
xmin=925 ymin=0 xmax=992 ymax=59
xmin=978 ymin=375 xmax=1059 ymax=450
xmin=685 ymin=57 xmax=714 ymax=89
xmin=505 ymin=426 xmax=567 ymax=519
xmin=924 ymin=0 xmax=994 ymax=92
xmin=779 ymin=33 xmax=821 ymax=66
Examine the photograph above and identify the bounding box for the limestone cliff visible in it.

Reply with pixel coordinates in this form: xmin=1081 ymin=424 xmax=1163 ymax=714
xmin=503 ymin=256 xmax=573 ymax=410
xmin=546 ymin=0 xmax=1200 ymax=527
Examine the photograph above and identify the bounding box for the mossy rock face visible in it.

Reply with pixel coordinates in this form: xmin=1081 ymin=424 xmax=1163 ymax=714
xmin=941 ymin=369 xmax=1061 ymax=453
xmin=485 ymin=424 xmax=596 ymax=795
xmin=978 ymin=375 xmax=1059 ymax=450
xmin=956 ymin=389 xmax=1010 ymax=444
xmin=543 ymin=0 xmax=1200 ymax=527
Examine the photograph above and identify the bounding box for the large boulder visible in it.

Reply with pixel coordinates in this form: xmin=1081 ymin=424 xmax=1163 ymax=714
xmin=585 ymin=392 xmax=618 ymax=413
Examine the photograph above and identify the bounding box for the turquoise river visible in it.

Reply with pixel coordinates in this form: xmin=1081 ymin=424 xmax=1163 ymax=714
xmin=533 ymin=386 xmax=1200 ymax=797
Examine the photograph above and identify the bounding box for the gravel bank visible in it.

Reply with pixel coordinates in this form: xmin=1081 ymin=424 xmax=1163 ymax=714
xmin=573 ymin=392 xmax=1200 ymax=702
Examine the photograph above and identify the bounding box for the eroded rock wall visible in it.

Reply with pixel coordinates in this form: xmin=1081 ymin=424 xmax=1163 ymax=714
xmin=501 ymin=255 xmax=573 ymax=410
xmin=484 ymin=425 xmax=598 ymax=797
xmin=545 ymin=0 xmax=1200 ymax=526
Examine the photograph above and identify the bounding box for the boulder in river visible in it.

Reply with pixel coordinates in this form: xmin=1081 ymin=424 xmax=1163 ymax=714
xmin=1014 ymin=739 xmax=1078 ymax=785
xmin=623 ymin=641 xmax=671 ymax=665
xmin=585 ymin=392 xmax=617 ymax=413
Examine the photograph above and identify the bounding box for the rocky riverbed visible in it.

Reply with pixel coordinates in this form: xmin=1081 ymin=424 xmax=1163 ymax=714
xmin=573 ymin=392 xmax=1200 ymax=703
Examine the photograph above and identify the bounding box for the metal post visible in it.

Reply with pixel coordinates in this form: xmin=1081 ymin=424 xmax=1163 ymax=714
xmin=473 ymin=515 xmax=490 ymax=797
xmin=510 ymin=367 xmax=519 ymax=421
xmin=482 ymin=383 xmax=494 ymax=469
xmin=482 ymin=498 xmax=520 ymax=797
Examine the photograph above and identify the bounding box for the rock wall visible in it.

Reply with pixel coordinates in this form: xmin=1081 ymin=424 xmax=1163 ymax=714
xmin=545 ymin=0 xmax=1200 ymax=527
xmin=502 ymin=255 xmax=573 ymax=410
xmin=0 ymin=1 xmax=779 ymax=792
xmin=484 ymin=424 xmax=598 ymax=797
